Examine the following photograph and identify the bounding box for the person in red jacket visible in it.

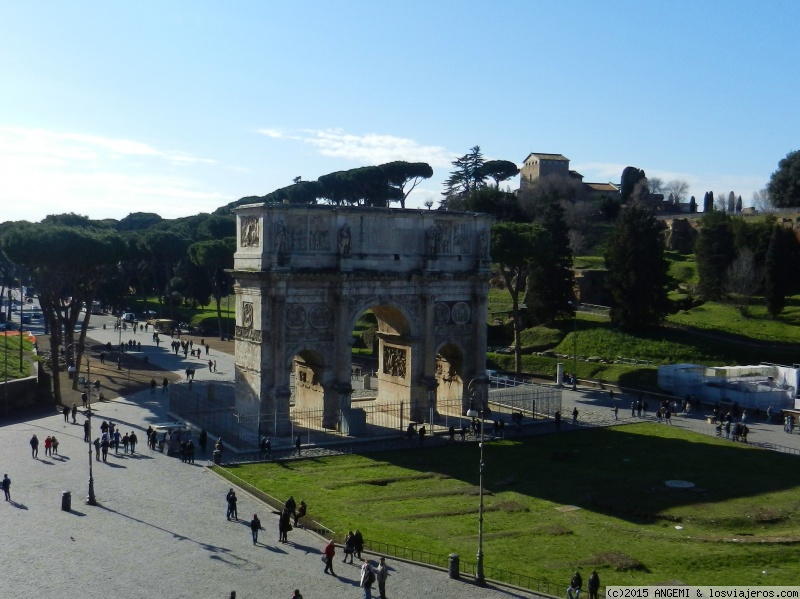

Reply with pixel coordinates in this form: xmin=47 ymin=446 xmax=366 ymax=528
xmin=323 ymin=539 xmax=336 ymax=576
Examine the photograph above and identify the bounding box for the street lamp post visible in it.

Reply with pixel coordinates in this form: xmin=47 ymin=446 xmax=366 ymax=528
xmin=68 ymin=343 xmax=97 ymax=505
xmin=569 ymin=301 xmax=578 ymax=391
xmin=467 ymin=378 xmax=487 ymax=586
xmin=117 ymin=317 xmax=123 ymax=370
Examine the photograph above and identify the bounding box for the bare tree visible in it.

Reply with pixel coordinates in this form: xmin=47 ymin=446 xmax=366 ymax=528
xmin=752 ymin=187 xmax=773 ymax=212
xmin=726 ymin=249 xmax=763 ymax=315
xmin=664 ymin=179 xmax=689 ymax=203
xmin=715 ymin=192 xmax=729 ymax=212
xmin=648 ymin=177 xmax=664 ymax=195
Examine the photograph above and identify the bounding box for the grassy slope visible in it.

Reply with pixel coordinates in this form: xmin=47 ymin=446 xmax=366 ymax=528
xmin=222 ymin=424 xmax=800 ymax=586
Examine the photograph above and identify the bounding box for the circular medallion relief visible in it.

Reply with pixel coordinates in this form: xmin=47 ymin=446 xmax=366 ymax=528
xmin=434 ymin=302 xmax=451 ymax=326
xmin=285 ymin=304 xmax=307 ymax=329
xmin=451 ymin=302 xmax=471 ymax=325
xmin=309 ymin=305 xmax=333 ymax=328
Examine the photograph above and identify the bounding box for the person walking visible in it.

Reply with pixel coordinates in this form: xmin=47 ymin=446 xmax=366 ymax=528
xmin=62 ymin=404 xmax=69 ymax=422
xmin=587 ymin=570 xmax=600 ymax=599
xmin=129 ymin=431 xmax=138 ymax=453
xmin=323 ymin=539 xmax=336 ymax=575
xmin=567 ymin=571 xmax=583 ymax=599
xmin=376 ymin=556 xmax=389 ymax=599
xmin=572 ymin=407 xmax=579 ymax=425
xmin=353 ymin=529 xmax=364 ymax=560
xmin=2 ymin=474 xmax=10 ymax=501
xmin=295 ymin=435 xmax=302 ymax=457
xmin=226 ymin=489 xmax=238 ymax=521
xmin=187 ymin=439 xmax=195 ymax=463
xmin=93 ymin=437 xmax=101 ymax=460
xmin=101 ymin=434 xmax=110 ymax=462
xmin=83 ymin=419 xmax=90 ymax=442
xmin=51 ymin=436 xmax=59 ymax=455
xmin=71 ymin=403 xmax=78 ymax=424
xmin=162 ymin=378 xmax=169 ymax=394
xmin=150 ymin=378 xmax=156 ymax=394
xmin=360 ymin=558 xmax=375 ymax=599
xmin=250 ymin=514 xmax=262 ymax=545
xmin=343 ymin=531 xmax=355 ymax=563
xmin=44 ymin=436 xmax=53 ymax=457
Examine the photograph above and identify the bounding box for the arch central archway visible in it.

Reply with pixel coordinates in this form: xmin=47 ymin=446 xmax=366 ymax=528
xmin=230 ymin=204 xmax=492 ymax=436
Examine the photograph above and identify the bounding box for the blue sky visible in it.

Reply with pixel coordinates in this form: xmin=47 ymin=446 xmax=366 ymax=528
xmin=2 ymin=1 xmax=798 ymax=223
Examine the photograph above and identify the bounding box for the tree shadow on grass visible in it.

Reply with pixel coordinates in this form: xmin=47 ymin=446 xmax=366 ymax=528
xmin=368 ymin=424 xmax=800 ymax=524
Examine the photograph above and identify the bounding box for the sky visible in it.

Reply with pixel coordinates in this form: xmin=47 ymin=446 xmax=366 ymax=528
xmin=2 ymin=1 xmax=799 ymax=223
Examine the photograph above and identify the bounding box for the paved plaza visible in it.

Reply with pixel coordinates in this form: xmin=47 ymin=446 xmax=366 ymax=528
xmin=2 ymin=313 xmax=799 ymax=598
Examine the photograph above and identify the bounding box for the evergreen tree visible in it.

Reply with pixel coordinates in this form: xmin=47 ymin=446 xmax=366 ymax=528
xmin=689 ymin=196 xmax=697 ymax=213
xmin=442 ymin=146 xmax=486 ymax=206
xmin=767 ymin=149 xmax=800 ymax=208
xmin=620 ymin=166 xmax=646 ymax=204
xmin=703 ymin=191 xmax=714 ymax=213
xmin=735 ymin=195 xmax=743 ymax=213
xmin=695 ymin=211 xmax=736 ymax=300
xmin=523 ymin=198 xmax=574 ymax=326
xmin=604 ymin=205 xmax=670 ymax=331
xmin=727 ymin=191 xmax=736 ymax=213
xmin=763 ymin=225 xmax=798 ymax=317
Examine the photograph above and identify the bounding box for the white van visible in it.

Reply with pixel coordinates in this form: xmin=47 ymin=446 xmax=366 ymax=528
xmin=122 ymin=312 xmax=136 ymax=323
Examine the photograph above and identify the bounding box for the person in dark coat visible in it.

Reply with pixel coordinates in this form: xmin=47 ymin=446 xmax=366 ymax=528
xmin=567 ymin=571 xmax=583 ymax=599
xmin=30 ymin=434 xmax=39 ymax=459
xmin=353 ymin=529 xmax=364 ymax=559
xmin=226 ymin=489 xmax=238 ymax=521
xmin=250 ymin=514 xmax=262 ymax=545
xmin=295 ymin=435 xmax=302 ymax=456
xmin=279 ymin=508 xmax=292 ymax=543
xmin=587 ymin=570 xmax=600 ymax=599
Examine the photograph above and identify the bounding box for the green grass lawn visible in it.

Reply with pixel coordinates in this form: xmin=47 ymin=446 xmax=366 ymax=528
xmin=667 ymin=296 xmax=800 ymax=344
xmin=220 ymin=424 xmax=800 ymax=586
xmin=0 ymin=334 xmax=33 ymax=379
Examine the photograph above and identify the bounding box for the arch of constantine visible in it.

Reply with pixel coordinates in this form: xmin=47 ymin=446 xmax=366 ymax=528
xmin=231 ymin=203 xmax=492 ymax=435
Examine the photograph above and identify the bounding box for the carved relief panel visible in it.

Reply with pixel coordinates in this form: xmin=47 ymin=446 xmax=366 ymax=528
xmin=240 ymin=216 xmax=260 ymax=248
xmin=382 ymin=346 xmax=407 ymax=379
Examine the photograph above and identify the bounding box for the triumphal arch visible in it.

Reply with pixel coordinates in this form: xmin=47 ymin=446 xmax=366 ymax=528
xmin=231 ymin=203 xmax=492 ymax=434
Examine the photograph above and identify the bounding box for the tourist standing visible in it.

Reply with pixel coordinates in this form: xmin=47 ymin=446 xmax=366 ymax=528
xmin=376 ymin=556 xmax=389 ymax=599
xmin=226 ymin=489 xmax=238 ymax=521
xmin=587 ymin=570 xmax=600 ymax=599
xmin=360 ymin=558 xmax=375 ymax=599
xmin=353 ymin=529 xmax=364 ymax=560
xmin=1 ymin=474 xmax=10 ymax=501
xmin=279 ymin=508 xmax=292 ymax=543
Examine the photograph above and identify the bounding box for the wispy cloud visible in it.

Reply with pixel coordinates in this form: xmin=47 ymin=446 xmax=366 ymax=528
xmin=0 ymin=126 xmax=226 ymax=221
xmin=0 ymin=126 xmax=216 ymax=166
xmin=258 ymin=127 xmax=453 ymax=168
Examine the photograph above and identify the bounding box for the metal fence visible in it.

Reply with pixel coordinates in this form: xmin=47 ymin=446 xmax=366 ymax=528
xmin=170 ymin=378 xmax=561 ymax=452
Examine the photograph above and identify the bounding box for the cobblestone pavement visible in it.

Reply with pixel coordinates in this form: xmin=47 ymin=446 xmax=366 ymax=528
xmin=4 ymin=314 xmax=799 ymax=599
xmin=1 ymin=316 xmax=542 ymax=599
